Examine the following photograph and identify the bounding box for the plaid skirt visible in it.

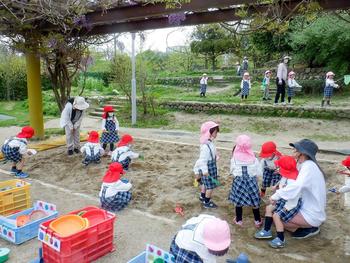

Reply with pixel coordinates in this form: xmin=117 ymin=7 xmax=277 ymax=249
xmin=101 ymin=120 xmax=119 ymax=143
xmin=324 ymin=85 xmax=334 ymax=98
xmin=262 ymin=169 xmax=281 ymax=188
xmin=170 ymin=236 xmax=203 ymax=263
xmin=1 ymin=144 xmax=22 ymax=163
xmin=84 ymin=153 xmax=101 ymax=164
xmin=200 ymin=84 xmax=207 ymax=94
xmin=274 ymin=198 xmax=302 ymax=223
xmin=118 ymin=157 xmax=131 ymax=171
xmin=201 ymin=160 xmax=218 ymax=190
xmin=287 ymin=86 xmax=295 ymax=97
xmin=241 ymin=85 xmax=250 ymax=96
xmin=100 ymin=188 xmax=132 ymax=212
xmin=228 ymin=168 xmax=260 ymax=207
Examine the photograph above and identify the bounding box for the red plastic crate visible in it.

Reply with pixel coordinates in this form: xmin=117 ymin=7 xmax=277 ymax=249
xmin=38 ymin=206 xmax=116 ymax=263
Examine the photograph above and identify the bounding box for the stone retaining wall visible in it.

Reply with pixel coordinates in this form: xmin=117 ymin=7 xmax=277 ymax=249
xmin=252 ymin=67 xmax=326 ymax=80
xmin=160 ymin=101 xmax=350 ymax=119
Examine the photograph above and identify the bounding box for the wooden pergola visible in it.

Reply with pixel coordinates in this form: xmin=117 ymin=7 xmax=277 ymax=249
xmin=22 ymin=0 xmax=350 ymax=137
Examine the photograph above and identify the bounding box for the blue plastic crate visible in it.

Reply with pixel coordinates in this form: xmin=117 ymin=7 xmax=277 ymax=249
xmin=0 ymin=201 xmax=57 ymax=245
xmin=127 ymin=251 xmax=146 ymax=263
xmin=127 ymin=244 xmax=174 ymax=263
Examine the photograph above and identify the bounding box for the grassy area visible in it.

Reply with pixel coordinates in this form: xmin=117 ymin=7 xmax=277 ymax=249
xmin=308 ymin=133 xmax=350 ymax=142
xmin=0 ymin=101 xmax=29 ymax=127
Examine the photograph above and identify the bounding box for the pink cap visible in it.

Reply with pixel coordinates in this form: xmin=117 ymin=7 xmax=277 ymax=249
xmin=326 ymin=71 xmax=335 ymax=78
xmin=200 ymin=121 xmax=219 ymax=144
xmin=203 ymin=218 xmax=231 ymax=251
xmin=288 ymin=71 xmax=295 ymax=77
xmin=233 ymin=135 xmax=255 ymax=162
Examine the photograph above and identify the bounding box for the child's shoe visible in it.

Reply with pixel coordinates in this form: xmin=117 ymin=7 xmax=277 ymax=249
xmin=15 ymin=171 xmax=29 ymax=178
xmin=203 ymin=200 xmax=218 ymax=209
xmin=74 ymin=148 xmax=80 ymax=154
xmin=10 ymin=167 xmax=18 ymax=174
xmin=233 ymin=218 xmax=243 ymax=227
xmin=254 ymin=229 xmax=272 ymax=239
xmin=94 ymin=159 xmax=101 ymax=164
xmin=82 ymin=160 xmax=89 ymax=167
xmin=199 ymin=194 xmax=205 ymax=203
xmin=268 ymin=237 xmax=285 ymax=248
xmin=68 ymin=150 xmax=74 ymax=155
xmin=254 ymin=220 xmax=263 ymax=228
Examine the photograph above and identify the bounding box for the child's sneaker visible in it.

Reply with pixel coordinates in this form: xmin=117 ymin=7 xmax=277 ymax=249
xmin=94 ymin=159 xmax=101 ymax=164
xmin=82 ymin=160 xmax=89 ymax=167
xmin=233 ymin=218 xmax=243 ymax=227
xmin=10 ymin=167 xmax=18 ymax=174
xmin=203 ymin=201 xmax=218 ymax=209
xmin=15 ymin=171 xmax=29 ymax=179
xmin=268 ymin=237 xmax=285 ymax=248
xmin=74 ymin=148 xmax=80 ymax=154
xmin=199 ymin=194 xmax=205 ymax=203
xmin=254 ymin=229 xmax=272 ymax=239
xmin=254 ymin=220 xmax=263 ymax=228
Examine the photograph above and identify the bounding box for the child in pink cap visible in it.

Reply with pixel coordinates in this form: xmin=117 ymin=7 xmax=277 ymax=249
xmin=228 ymin=135 xmax=262 ymax=227
xmin=321 ymin=71 xmax=339 ymax=107
xmin=193 ymin=121 xmax=220 ymax=209
xmin=170 ymin=214 xmax=231 ymax=262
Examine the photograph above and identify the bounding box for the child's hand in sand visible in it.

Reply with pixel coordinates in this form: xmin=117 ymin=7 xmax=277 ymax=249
xmin=27 ymin=149 xmax=37 ymax=156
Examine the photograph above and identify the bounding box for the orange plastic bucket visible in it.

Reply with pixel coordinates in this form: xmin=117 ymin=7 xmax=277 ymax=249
xmin=49 ymin=215 xmax=89 ymax=237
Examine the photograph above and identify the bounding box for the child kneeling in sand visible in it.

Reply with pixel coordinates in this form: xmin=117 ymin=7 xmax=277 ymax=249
xmin=80 ymin=131 xmax=104 ymax=166
xmin=255 ymin=156 xmax=302 ymax=248
xmin=170 ymin=214 xmax=231 ymax=263
xmin=111 ymin=134 xmax=140 ymax=170
xmin=1 ymin=126 xmax=35 ymax=178
xmin=99 ymin=162 xmax=132 ymax=212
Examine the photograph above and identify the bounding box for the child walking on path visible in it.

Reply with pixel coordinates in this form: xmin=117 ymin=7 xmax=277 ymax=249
xmin=1 ymin=126 xmax=35 ymax=178
xmin=200 ymin=74 xmax=208 ymax=97
xmin=262 ymin=70 xmax=272 ymax=101
xmin=193 ymin=121 xmax=220 ymax=209
xmin=321 ymin=71 xmax=339 ymax=107
xmin=99 ymin=162 xmax=132 ymax=212
xmin=100 ymin=105 xmax=119 ymax=153
xmin=259 ymin=141 xmax=281 ymax=197
xmin=228 ymin=135 xmax=262 ymax=227
xmin=287 ymin=71 xmax=302 ymax=105
xmin=80 ymin=131 xmax=104 ymax=166
xmin=255 ymin=156 xmax=302 ymax=248
xmin=170 ymin=214 xmax=231 ymax=263
xmin=111 ymin=134 xmax=140 ymax=170
xmin=241 ymin=72 xmax=251 ymax=101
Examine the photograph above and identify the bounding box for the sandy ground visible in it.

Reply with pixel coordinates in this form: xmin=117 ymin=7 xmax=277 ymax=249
xmin=0 ymin=113 xmax=350 ymax=262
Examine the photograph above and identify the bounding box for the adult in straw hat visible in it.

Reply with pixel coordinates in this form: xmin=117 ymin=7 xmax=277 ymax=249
xmin=60 ymin=96 xmax=89 ymax=155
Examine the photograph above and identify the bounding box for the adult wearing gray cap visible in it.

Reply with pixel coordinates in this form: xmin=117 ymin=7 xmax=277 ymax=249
xmin=274 ymin=55 xmax=291 ymax=105
xmin=60 ymin=96 xmax=89 ymax=155
xmin=270 ymin=139 xmax=326 ymax=239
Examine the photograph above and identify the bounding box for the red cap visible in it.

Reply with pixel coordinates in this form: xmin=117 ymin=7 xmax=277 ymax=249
xmin=342 ymin=156 xmax=350 ymax=167
xmin=102 ymin=105 xmax=115 ymax=119
xmin=87 ymin=131 xmax=99 ymax=143
xmin=118 ymin=134 xmax=133 ymax=147
xmin=259 ymin=141 xmax=281 ymax=158
xmin=17 ymin=126 xmax=35 ymax=139
xmin=103 ymin=163 xmax=124 ymax=183
xmin=274 ymin=156 xmax=298 ymax=180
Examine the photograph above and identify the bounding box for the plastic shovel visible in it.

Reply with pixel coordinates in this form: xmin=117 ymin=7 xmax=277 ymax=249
xmin=208 ymin=176 xmax=220 ymax=186
xmin=174 ymin=204 xmax=184 ymax=217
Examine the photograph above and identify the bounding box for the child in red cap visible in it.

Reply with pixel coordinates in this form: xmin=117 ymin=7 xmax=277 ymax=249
xmin=111 ymin=134 xmax=140 ymax=170
xmin=1 ymin=126 xmax=35 ymax=178
xmin=255 ymin=155 xmax=302 ymax=249
xmin=99 ymin=162 xmax=132 ymax=211
xmin=259 ymin=141 xmax=282 ymax=197
xmin=100 ymin=105 xmax=119 ymax=155
xmin=80 ymin=131 xmax=104 ymax=166
xmin=338 ymin=156 xmax=350 ymax=177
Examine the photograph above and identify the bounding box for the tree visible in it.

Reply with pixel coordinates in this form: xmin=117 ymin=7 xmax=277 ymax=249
xmin=190 ymin=24 xmax=234 ymax=70
xmin=109 ymin=53 xmax=132 ymax=102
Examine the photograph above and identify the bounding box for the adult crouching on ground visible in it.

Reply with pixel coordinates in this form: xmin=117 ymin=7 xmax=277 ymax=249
xmin=270 ymin=139 xmax=326 ymax=239
xmin=60 ymin=96 xmax=89 ymax=155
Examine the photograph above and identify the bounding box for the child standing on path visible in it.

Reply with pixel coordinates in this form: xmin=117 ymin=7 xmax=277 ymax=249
xmin=262 ymin=70 xmax=272 ymax=101
xmin=99 ymin=162 xmax=132 ymax=212
xmin=287 ymin=71 xmax=302 ymax=105
xmin=259 ymin=141 xmax=281 ymax=197
xmin=170 ymin=214 xmax=231 ymax=263
xmin=200 ymin=73 xmax=208 ymax=97
xmin=193 ymin=121 xmax=220 ymax=209
xmin=321 ymin=71 xmax=339 ymax=107
xmin=255 ymin=156 xmax=302 ymax=249
xmin=241 ymin=72 xmax=251 ymax=101
xmin=1 ymin=126 xmax=35 ymax=178
xmin=100 ymin=105 xmax=119 ymax=154
xmin=228 ymin=135 xmax=262 ymax=227
xmin=111 ymin=134 xmax=140 ymax=170
xmin=80 ymin=131 xmax=104 ymax=166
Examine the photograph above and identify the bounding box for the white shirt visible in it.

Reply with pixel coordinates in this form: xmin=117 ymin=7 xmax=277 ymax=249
xmin=271 ymin=177 xmax=301 ymax=211
xmin=101 ymin=115 xmax=119 ymax=131
xmin=80 ymin=142 xmax=104 ymax=156
xmin=260 ymin=156 xmax=278 ymax=171
xmin=326 ymin=79 xmax=339 ymax=88
xmin=111 ymin=146 xmax=139 ymax=162
xmin=60 ymin=102 xmax=85 ymax=129
xmin=200 ymin=77 xmax=208 ymax=85
xmin=193 ymin=141 xmax=217 ymax=175
xmin=230 ymin=157 xmax=262 ymax=177
xmin=99 ymin=180 xmax=132 ymax=198
xmin=270 ymin=160 xmax=326 ymax=227
xmin=288 ymin=78 xmax=301 ymax=88
xmin=175 ymin=214 xmax=217 ymax=263
xmin=277 ymin=63 xmax=288 ymax=82
xmin=4 ymin=137 xmax=28 ymax=155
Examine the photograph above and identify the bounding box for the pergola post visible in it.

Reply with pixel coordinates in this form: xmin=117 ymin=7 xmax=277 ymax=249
xmin=26 ymin=51 xmax=44 ymax=139
xmin=131 ymin=32 xmax=137 ymax=125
